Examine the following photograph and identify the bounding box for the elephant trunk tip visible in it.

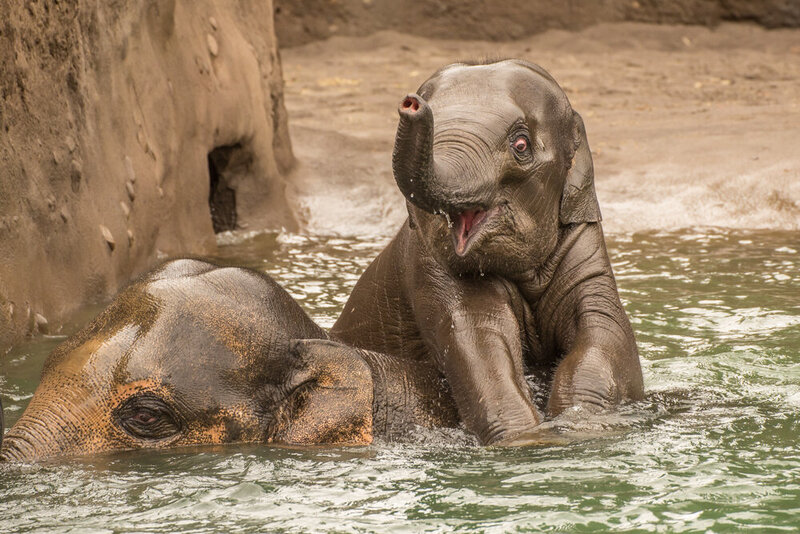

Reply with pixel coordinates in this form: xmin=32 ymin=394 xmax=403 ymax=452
xmin=397 ymin=94 xmax=428 ymax=124
xmin=400 ymin=95 xmax=421 ymax=113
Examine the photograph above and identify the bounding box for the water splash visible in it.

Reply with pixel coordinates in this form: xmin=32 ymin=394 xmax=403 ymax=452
xmin=1 ymin=228 xmax=798 ymax=532
xmin=443 ymin=211 xmax=453 ymax=229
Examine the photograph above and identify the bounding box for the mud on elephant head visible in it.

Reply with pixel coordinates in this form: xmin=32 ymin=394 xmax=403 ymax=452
xmin=0 ymin=260 xmax=456 ymax=462
xmin=393 ymin=58 xmax=600 ymax=275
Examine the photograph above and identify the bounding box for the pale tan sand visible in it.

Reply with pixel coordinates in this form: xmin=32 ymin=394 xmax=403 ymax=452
xmin=282 ymin=23 xmax=800 ymax=235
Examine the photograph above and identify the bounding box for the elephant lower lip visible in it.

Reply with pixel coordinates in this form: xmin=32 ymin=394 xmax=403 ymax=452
xmin=450 ymin=207 xmax=500 ymax=256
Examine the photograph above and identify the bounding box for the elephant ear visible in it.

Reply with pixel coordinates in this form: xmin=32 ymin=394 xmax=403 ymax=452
xmin=560 ymin=111 xmax=602 ymax=225
xmin=273 ymin=339 xmax=373 ymax=445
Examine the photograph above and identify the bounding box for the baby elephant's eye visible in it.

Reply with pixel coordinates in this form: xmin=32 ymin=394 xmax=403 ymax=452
xmin=114 ymin=392 xmax=182 ymax=441
xmin=511 ymin=136 xmax=529 ymax=153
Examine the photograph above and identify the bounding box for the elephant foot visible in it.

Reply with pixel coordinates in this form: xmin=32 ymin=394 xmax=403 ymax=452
xmin=546 ymin=347 xmax=620 ymax=418
xmin=471 ymin=403 xmax=544 ymax=446
xmin=489 ymin=425 xmax=571 ymax=448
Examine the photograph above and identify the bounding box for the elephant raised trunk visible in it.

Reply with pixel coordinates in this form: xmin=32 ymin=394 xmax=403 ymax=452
xmin=392 ymin=94 xmax=441 ymax=214
xmin=392 ymin=94 xmax=493 ymax=216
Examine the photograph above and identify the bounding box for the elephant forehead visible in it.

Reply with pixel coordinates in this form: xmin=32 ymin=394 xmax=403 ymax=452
xmin=39 ymin=322 xmax=142 ymax=395
xmin=122 ymin=307 xmax=274 ymax=388
xmin=123 ymin=297 xmax=296 ymax=403
xmin=430 ymin=62 xmax=571 ymax=124
xmin=112 ymin=324 xmax=264 ymax=416
xmin=50 ymin=302 xmax=264 ymax=397
xmin=430 ymin=65 xmax=519 ymax=105
xmin=431 ymin=102 xmax=524 ymax=136
xmin=124 ymin=319 xmax=232 ymax=377
xmin=142 ymin=278 xmax=273 ymax=353
xmin=144 ymin=264 xmax=324 ymax=341
xmin=24 ymin=324 xmax=148 ymax=434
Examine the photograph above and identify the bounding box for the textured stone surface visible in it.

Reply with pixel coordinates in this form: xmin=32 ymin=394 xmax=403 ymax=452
xmin=0 ymin=0 xmax=295 ymax=350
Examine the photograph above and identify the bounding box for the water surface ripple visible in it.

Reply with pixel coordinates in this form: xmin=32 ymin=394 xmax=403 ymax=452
xmin=1 ymin=229 xmax=798 ymax=532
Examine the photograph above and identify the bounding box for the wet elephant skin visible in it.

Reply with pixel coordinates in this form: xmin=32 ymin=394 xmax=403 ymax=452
xmin=332 ymin=59 xmax=644 ymax=445
xmin=0 ymin=259 xmax=457 ymax=462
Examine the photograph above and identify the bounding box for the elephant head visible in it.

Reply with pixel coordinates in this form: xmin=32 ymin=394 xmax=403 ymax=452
xmin=393 ymin=59 xmax=601 ymax=276
xmin=0 ymin=259 xmax=374 ymax=462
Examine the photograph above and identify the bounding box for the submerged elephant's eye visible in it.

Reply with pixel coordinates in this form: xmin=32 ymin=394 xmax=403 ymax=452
xmin=131 ymin=411 xmax=158 ymax=425
xmin=512 ymin=136 xmax=529 ymax=153
xmin=114 ymin=392 xmax=182 ymax=441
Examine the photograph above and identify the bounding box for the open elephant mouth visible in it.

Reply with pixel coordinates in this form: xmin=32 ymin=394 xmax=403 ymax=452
xmin=450 ymin=206 xmax=502 ymax=256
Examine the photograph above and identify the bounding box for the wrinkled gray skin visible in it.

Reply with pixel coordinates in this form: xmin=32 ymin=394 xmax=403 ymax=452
xmin=332 ymin=59 xmax=644 ymax=445
xmin=0 ymin=259 xmax=456 ymax=462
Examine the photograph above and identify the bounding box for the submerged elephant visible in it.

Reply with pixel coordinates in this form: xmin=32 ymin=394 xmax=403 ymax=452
xmin=0 ymin=259 xmax=456 ymax=462
xmin=332 ymin=59 xmax=644 ymax=445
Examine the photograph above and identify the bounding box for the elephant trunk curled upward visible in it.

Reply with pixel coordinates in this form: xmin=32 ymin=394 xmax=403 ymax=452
xmin=332 ymin=59 xmax=644 ymax=445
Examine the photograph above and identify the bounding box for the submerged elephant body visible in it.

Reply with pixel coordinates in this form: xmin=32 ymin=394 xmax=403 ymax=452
xmin=333 ymin=59 xmax=644 ymax=445
xmin=0 ymin=259 xmax=456 ymax=462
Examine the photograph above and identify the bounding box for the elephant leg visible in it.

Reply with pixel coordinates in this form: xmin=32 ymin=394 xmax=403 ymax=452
xmin=415 ymin=276 xmax=543 ymax=445
xmin=544 ymin=303 xmax=644 ymax=417
xmin=547 ymin=345 xmax=621 ymax=416
xmin=543 ymin=297 xmax=644 ymax=417
xmin=527 ymin=224 xmax=644 ymax=417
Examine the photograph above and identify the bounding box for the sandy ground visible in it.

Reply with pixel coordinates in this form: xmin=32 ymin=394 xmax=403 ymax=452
xmin=281 ymin=22 xmax=800 ymax=236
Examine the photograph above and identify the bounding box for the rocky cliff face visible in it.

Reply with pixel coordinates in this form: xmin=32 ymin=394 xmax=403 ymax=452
xmin=0 ymin=0 xmax=295 ymax=350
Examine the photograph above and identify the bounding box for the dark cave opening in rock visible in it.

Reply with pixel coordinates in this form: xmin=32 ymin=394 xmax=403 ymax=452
xmin=207 ymin=145 xmax=240 ymax=233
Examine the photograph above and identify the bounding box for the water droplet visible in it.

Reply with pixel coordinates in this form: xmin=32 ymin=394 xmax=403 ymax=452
xmin=444 ymin=212 xmax=453 ymax=228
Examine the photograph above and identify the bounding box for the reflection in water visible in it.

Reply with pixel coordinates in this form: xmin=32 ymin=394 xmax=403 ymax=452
xmin=1 ymin=229 xmax=798 ymax=532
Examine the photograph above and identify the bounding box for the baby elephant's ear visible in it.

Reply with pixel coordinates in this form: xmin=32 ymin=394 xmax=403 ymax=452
xmin=560 ymin=111 xmax=602 ymax=225
xmin=274 ymin=339 xmax=373 ymax=445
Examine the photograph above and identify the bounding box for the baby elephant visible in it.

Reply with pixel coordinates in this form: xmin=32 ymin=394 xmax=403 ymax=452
xmin=332 ymin=59 xmax=644 ymax=445
xmin=0 ymin=259 xmax=456 ymax=462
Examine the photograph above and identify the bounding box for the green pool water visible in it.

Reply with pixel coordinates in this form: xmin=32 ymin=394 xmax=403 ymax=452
xmin=1 ymin=228 xmax=798 ymax=533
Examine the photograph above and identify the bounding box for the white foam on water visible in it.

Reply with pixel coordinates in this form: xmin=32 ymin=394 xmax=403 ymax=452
xmin=295 ymin=180 xmax=406 ymax=238
xmin=598 ymin=162 xmax=800 ymax=234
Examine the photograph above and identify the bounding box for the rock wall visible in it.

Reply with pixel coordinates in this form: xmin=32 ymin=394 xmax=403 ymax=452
xmin=0 ymin=0 xmax=295 ymax=350
xmin=275 ymin=0 xmax=800 ymax=47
